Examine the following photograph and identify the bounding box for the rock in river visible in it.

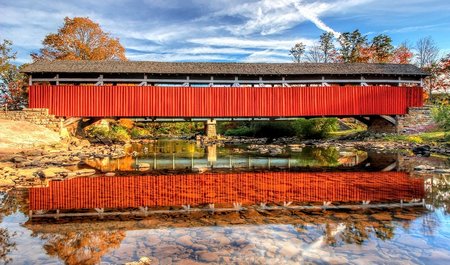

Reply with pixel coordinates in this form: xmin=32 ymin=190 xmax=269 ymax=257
xmin=74 ymin=168 xmax=96 ymax=177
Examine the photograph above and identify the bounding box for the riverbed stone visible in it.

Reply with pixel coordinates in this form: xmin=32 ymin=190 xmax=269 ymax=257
xmin=0 ymin=178 xmax=15 ymax=187
xmin=137 ymin=163 xmax=151 ymax=169
xmin=42 ymin=167 xmax=71 ymax=178
xmin=393 ymin=213 xmax=417 ymax=220
xmin=371 ymin=212 xmax=392 ymax=221
xmin=197 ymin=251 xmax=220 ymax=262
xmin=433 ymin=168 xmax=450 ymax=173
xmin=176 ymin=235 xmax=193 ymax=247
xmin=74 ymin=168 xmax=96 ymax=177
xmin=414 ymin=165 xmax=435 ymax=171
xmin=12 ymin=156 xmax=27 ymax=163
xmin=278 ymin=244 xmax=300 ymax=258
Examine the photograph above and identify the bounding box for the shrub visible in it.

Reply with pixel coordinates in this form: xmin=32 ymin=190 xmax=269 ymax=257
xmin=445 ymin=132 xmax=450 ymax=142
xmin=118 ymin=118 xmax=134 ymax=129
xmin=144 ymin=122 xmax=203 ymax=136
xmin=110 ymin=125 xmax=130 ymax=142
xmin=85 ymin=125 xmax=109 ymax=140
xmin=252 ymin=122 xmax=296 ymax=138
xmin=224 ymin=126 xmax=255 ymax=137
xmin=406 ymin=135 xmax=424 ymax=144
xmin=432 ymin=105 xmax=450 ymax=130
xmin=130 ymin=127 xmax=151 ymax=139
xmin=85 ymin=124 xmax=131 ymax=143
xmin=293 ymin=118 xmax=339 ymax=139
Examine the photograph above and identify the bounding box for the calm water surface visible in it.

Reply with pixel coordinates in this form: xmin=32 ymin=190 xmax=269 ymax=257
xmin=0 ymin=140 xmax=449 ymax=265
xmin=84 ymin=140 xmax=370 ymax=172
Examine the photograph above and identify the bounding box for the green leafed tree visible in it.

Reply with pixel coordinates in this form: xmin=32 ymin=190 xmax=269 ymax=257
xmin=338 ymin=29 xmax=368 ymax=63
xmin=0 ymin=39 xmax=28 ymax=110
xmin=319 ymin=32 xmax=337 ymax=63
xmin=370 ymin=34 xmax=394 ymax=63
xmin=290 ymin=42 xmax=306 ymax=63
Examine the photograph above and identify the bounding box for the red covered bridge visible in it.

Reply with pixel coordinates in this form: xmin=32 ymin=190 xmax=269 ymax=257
xmin=22 ymin=61 xmax=427 ymax=133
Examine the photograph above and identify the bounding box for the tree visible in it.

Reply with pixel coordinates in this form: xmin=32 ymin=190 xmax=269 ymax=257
xmin=319 ymin=32 xmax=337 ymax=63
xmin=370 ymin=34 xmax=394 ymax=63
xmin=32 ymin=17 xmax=126 ymax=61
xmin=433 ymin=54 xmax=450 ymax=95
xmin=0 ymin=40 xmax=15 ymax=75
xmin=290 ymin=42 xmax=306 ymax=63
xmin=305 ymin=43 xmax=324 ymax=63
xmin=305 ymin=32 xmax=338 ymax=63
xmin=423 ymin=62 xmax=441 ymax=96
xmin=392 ymin=42 xmax=414 ymax=64
xmin=415 ymin=36 xmax=439 ymax=68
xmin=414 ymin=37 xmax=441 ymax=98
xmin=0 ymin=39 xmax=28 ymax=110
xmin=338 ymin=30 xmax=368 ymax=63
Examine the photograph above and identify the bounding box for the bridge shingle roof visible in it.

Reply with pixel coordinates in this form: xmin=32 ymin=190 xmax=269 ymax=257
xmin=22 ymin=60 xmax=428 ymax=76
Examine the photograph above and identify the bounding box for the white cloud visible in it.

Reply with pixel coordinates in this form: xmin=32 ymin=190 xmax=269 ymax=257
xmin=127 ymin=52 xmax=235 ymax=62
xmin=3 ymin=0 xmax=448 ymax=64
xmin=242 ymin=49 xmax=291 ymax=63
xmin=173 ymin=46 xmax=252 ymax=55
xmin=209 ymin=0 xmax=371 ymax=36
xmin=381 ymin=24 xmax=448 ymax=34
xmin=188 ymin=37 xmax=314 ymax=50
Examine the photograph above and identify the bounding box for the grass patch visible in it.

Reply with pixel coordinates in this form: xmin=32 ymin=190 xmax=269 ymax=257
xmin=329 ymin=129 xmax=365 ymax=137
xmin=383 ymin=131 xmax=448 ymax=144
xmin=419 ymin=131 xmax=446 ymax=141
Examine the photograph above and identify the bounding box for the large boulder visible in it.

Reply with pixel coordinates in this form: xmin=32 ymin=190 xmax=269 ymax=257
xmin=0 ymin=119 xmax=61 ymax=154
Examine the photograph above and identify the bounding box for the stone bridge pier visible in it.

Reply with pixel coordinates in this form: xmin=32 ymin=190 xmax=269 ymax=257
xmin=362 ymin=107 xmax=434 ymax=134
xmin=205 ymin=119 xmax=217 ymax=138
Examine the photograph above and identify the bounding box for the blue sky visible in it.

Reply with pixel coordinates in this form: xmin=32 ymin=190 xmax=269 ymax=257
xmin=1 ymin=0 xmax=450 ymax=64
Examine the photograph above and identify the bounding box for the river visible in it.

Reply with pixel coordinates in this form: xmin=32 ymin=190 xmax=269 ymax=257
xmin=0 ymin=140 xmax=449 ymax=264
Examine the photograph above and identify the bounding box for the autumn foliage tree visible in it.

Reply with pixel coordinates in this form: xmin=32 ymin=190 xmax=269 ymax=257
xmin=392 ymin=42 xmax=414 ymax=64
xmin=292 ymin=29 xmax=415 ymax=65
xmin=370 ymin=34 xmax=394 ymax=63
xmin=32 ymin=17 xmax=126 ymax=61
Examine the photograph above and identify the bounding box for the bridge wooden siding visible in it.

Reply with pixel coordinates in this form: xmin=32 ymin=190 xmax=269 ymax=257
xmin=29 ymin=172 xmax=424 ymax=210
xmin=29 ymin=85 xmax=423 ymax=117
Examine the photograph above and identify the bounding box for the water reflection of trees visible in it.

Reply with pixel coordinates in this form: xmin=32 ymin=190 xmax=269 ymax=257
xmin=0 ymin=228 xmax=16 ymax=264
xmin=421 ymin=173 xmax=450 ymax=236
xmin=425 ymin=174 xmax=450 ymax=213
xmin=0 ymin=190 xmax=24 ymax=264
xmin=0 ymin=190 xmax=28 ymax=218
xmin=322 ymin=219 xmax=395 ymax=246
xmin=132 ymin=140 xmax=205 ymax=157
xmin=35 ymin=230 xmax=125 ymax=265
xmin=292 ymin=147 xmax=340 ymax=167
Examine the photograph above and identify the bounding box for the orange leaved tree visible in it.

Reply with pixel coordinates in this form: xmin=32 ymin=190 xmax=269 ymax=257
xmin=32 ymin=17 xmax=126 ymax=61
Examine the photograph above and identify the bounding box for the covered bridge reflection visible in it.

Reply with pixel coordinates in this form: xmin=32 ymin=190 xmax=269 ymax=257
xmin=29 ymin=171 xmax=424 ymax=213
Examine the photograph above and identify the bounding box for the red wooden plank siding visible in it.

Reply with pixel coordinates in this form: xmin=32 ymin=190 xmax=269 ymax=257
xmin=29 ymin=172 xmax=424 ymax=211
xmin=28 ymin=85 xmax=423 ymax=117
